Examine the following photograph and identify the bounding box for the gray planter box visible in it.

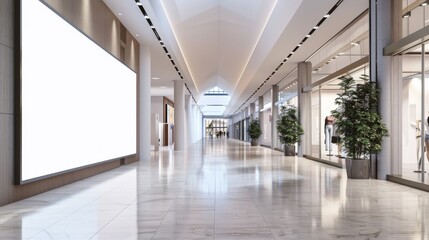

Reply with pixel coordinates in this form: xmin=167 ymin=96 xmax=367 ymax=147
xmin=250 ymin=138 xmax=258 ymax=146
xmin=284 ymin=145 xmax=295 ymax=156
xmin=345 ymin=158 xmax=370 ymax=179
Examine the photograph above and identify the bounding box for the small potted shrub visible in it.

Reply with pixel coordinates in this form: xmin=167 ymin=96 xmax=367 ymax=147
xmin=331 ymin=75 xmax=389 ymax=179
xmin=276 ymin=105 xmax=303 ymax=156
xmin=247 ymin=117 xmax=262 ymax=146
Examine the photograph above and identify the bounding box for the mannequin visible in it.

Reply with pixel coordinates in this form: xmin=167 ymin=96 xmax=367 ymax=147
xmin=414 ymin=117 xmax=429 ymax=172
xmin=324 ymin=115 xmax=335 ymax=156
xmin=425 ymin=117 xmax=429 ymax=168
xmin=332 ymin=123 xmax=343 ymax=158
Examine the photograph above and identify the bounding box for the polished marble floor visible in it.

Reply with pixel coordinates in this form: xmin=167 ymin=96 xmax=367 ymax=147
xmin=1 ymin=139 xmax=429 ymax=239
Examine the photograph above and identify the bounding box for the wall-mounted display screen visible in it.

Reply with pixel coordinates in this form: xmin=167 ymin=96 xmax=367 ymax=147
xmin=20 ymin=0 xmax=137 ymax=183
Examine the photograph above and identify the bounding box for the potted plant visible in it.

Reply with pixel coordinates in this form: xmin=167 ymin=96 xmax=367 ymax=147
xmin=331 ymin=75 xmax=389 ymax=179
xmin=247 ymin=117 xmax=262 ymax=146
xmin=276 ymin=105 xmax=304 ymax=156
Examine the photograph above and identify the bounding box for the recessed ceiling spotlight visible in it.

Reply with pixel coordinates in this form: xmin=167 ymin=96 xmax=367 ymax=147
xmin=313 ymin=26 xmax=319 ymax=29
xmin=306 ymin=35 xmax=311 ymax=38
xmin=351 ymin=42 xmax=359 ymax=46
xmin=160 ymin=86 xmax=167 ymax=89
xmin=144 ymin=15 xmax=150 ymax=19
xmin=136 ymin=2 xmax=142 ymax=6
xmin=152 ymin=77 xmax=160 ymax=80
xmin=135 ymin=34 xmax=139 ymax=37
xmin=118 ymin=13 xmax=122 ymax=16
xmin=324 ymin=14 xmax=330 ymax=18
xmin=402 ymin=11 xmax=411 ymax=18
xmin=297 ymin=44 xmax=302 ymax=47
xmin=151 ymin=25 xmax=155 ymax=29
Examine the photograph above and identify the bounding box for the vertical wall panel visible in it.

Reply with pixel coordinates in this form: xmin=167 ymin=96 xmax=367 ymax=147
xmin=0 ymin=45 xmax=13 ymax=114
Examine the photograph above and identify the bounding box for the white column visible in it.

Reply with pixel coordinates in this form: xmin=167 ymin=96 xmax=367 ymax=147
xmin=185 ymin=95 xmax=193 ymax=146
xmin=271 ymin=85 xmax=279 ymax=150
xmin=139 ymin=45 xmax=151 ymax=161
xmin=297 ymin=62 xmax=312 ymax=157
xmin=249 ymin=103 xmax=256 ymax=118
xmin=258 ymin=96 xmax=264 ymax=144
xmin=174 ymin=80 xmax=186 ymax=150
xmin=192 ymin=105 xmax=196 ymax=142
xmin=199 ymin=110 xmax=203 ymax=140
xmin=371 ymin=0 xmax=402 ymax=179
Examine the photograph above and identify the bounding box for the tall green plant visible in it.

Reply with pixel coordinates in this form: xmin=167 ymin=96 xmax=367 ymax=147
xmin=247 ymin=118 xmax=262 ymax=139
xmin=276 ymin=105 xmax=304 ymax=146
xmin=331 ymin=75 xmax=389 ymax=159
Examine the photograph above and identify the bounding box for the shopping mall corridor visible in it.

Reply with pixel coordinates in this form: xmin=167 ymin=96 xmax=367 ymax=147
xmin=1 ymin=139 xmax=429 ymax=239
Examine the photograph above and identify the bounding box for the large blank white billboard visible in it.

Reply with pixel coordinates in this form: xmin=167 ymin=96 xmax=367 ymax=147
xmin=20 ymin=0 xmax=137 ymax=183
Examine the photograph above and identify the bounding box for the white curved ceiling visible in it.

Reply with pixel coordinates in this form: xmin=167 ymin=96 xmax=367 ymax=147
xmin=103 ymin=0 xmax=369 ymax=117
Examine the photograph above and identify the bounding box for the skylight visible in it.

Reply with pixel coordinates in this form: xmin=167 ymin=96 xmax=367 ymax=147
xmin=204 ymin=87 xmax=228 ymax=96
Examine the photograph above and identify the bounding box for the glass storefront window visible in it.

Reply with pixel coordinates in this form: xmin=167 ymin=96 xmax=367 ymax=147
xmin=310 ymin=13 xmax=369 ymax=84
xmin=277 ymin=82 xmax=298 ymax=149
xmin=304 ymin=66 xmax=368 ymax=165
xmin=402 ymin=0 xmax=429 ymax=38
xmin=310 ymin=88 xmax=321 ymax=159
xmin=401 ymin=43 xmax=429 ymax=182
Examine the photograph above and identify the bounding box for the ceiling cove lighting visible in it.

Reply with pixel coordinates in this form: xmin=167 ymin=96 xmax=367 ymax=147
xmin=232 ymin=0 xmax=344 ymax=115
xmin=134 ymin=0 xmax=203 ymax=113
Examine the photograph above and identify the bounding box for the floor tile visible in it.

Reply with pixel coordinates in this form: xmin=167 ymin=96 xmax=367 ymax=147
xmin=0 ymin=139 xmax=429 ymax=239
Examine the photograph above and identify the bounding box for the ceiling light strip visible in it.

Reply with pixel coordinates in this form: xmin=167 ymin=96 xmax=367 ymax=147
xmin=232 ymin=0 xmax=343 ymax=115
xmin=134 ymin=0 xmax=202 ymax=114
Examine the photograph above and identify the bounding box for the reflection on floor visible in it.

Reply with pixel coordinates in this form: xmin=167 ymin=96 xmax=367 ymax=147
xmin=400 ymin=163 xmax=429 ymax=185
xmin=1 ymin=139 xmax=429 ymax=239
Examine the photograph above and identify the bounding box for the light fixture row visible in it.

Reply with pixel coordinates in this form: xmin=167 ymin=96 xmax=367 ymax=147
xmin=134 ymin=0 xmax=183 ymax=78
xmin=403 ymin=0 xmax=429 ymax=18
xmin=312 ymin=40 xmax=360 ymax=74
xmin=232 ymin=0 xmax=344 ymax=115
xmin=134 ymin=0 xmax=202 ymax=113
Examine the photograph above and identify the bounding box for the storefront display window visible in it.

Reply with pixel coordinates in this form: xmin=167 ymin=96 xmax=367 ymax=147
xmin=304 ymin=67 xmax=368 ymax=166
xmin=401 ymin=44 xmax=429 ymax=182
xmin=277 ymin=82 xmax=298 ymax=150
xmin=402 ymin=0 xmax=429 ymax=38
